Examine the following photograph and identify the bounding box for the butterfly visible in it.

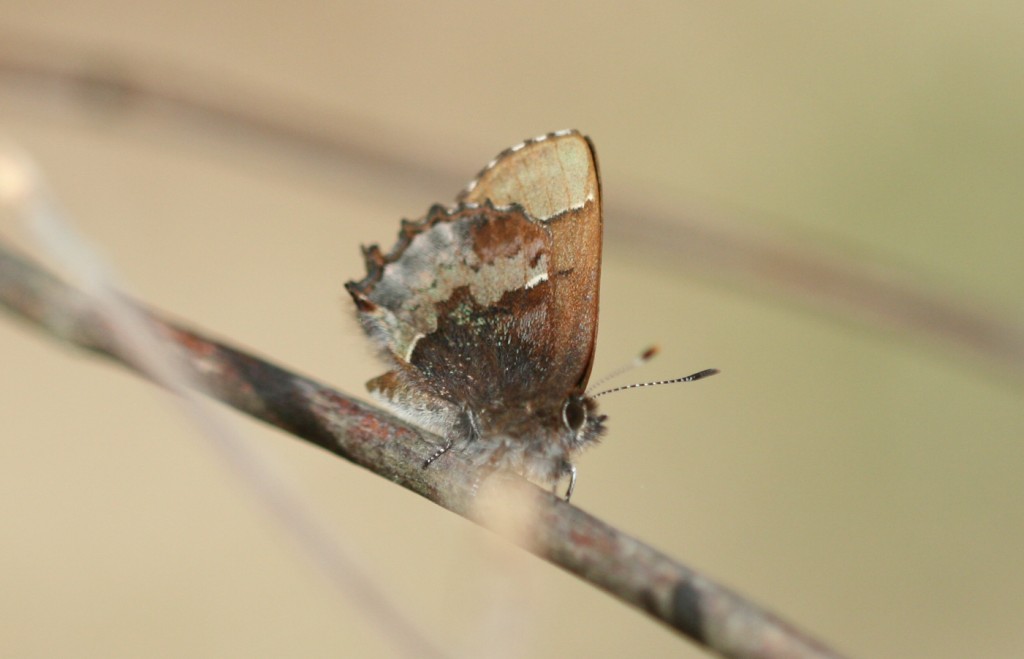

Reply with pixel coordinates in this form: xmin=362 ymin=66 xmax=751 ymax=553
xmin=347 ymin=130 xmax=714 ymax=500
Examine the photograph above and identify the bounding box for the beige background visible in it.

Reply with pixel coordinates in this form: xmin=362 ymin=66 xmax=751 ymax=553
xmin=2 ymin=3 xmax=1023 ymax=658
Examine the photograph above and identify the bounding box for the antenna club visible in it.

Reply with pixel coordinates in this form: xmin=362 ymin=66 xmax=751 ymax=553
xmin=693 ymin=368 xmax=720 ymax=380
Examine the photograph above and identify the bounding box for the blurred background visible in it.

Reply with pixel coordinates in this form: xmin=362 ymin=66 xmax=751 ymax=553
xmin=1 ymin=3 xmax=1023 ymax=657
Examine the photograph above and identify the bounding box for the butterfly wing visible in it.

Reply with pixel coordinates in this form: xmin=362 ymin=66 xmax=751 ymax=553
xmin=347 ymin=131 xmax=602 ymax=435
xmin=458 ymin=130 xmax=603 ymax=392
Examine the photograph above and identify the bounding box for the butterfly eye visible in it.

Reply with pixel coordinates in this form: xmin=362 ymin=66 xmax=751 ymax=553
xmin=561 ymin=397 xmax=587 ymax=434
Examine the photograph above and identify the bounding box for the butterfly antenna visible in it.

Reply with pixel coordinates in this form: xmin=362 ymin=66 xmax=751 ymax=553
xmin=591 ymin=368 xmax=720 ymax=399
xmin=586 ymin=345 xmax=660 ymax=395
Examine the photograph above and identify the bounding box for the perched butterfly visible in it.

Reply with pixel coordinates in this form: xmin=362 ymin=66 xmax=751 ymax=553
xmin=346 ymin=130 xmax=714 ymax=500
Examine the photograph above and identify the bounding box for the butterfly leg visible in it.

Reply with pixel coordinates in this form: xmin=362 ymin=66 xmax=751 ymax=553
xmin=562 ymin=463 xmax=577 ymax=502
xmin=423 ymin=439 xmax=453 ymax=469
xmin=423 ymin=410 xmax=478 ymax=469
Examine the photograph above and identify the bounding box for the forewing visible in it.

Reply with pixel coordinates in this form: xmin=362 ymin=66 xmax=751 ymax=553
xmin=459 ymin=130 xmax=603 ymax=391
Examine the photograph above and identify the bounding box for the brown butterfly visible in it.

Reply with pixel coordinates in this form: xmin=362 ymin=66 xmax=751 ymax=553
xmin=347 ymin=130 xmax=714 ymax=500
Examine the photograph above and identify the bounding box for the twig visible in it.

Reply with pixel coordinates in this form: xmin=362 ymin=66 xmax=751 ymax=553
xmin=0 ymin=242 xmax=846 ymax=659
xmin=3 ymin=144 xmax=448 ymax=659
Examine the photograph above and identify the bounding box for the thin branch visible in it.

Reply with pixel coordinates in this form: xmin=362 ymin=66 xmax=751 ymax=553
xmin=4 ymin=146 xmax=447 ymax=659
xmin=1 ymin=31 xmax=1022 ymax=384
xmin=0 ymin=241 xmax=847 ymax=659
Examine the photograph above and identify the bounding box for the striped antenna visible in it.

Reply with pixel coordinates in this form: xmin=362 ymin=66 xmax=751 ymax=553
xmin=591 ymin=368 xmax=719 ymax=399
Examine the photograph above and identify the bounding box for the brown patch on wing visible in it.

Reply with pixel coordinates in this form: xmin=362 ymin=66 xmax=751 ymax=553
xmin=407 ymin=284 xmax=551 ymax=412
xmin=544 ymin=198 xmax=602 ymax=389
xmin=470 ymin=211 xmax=547 ymax=264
